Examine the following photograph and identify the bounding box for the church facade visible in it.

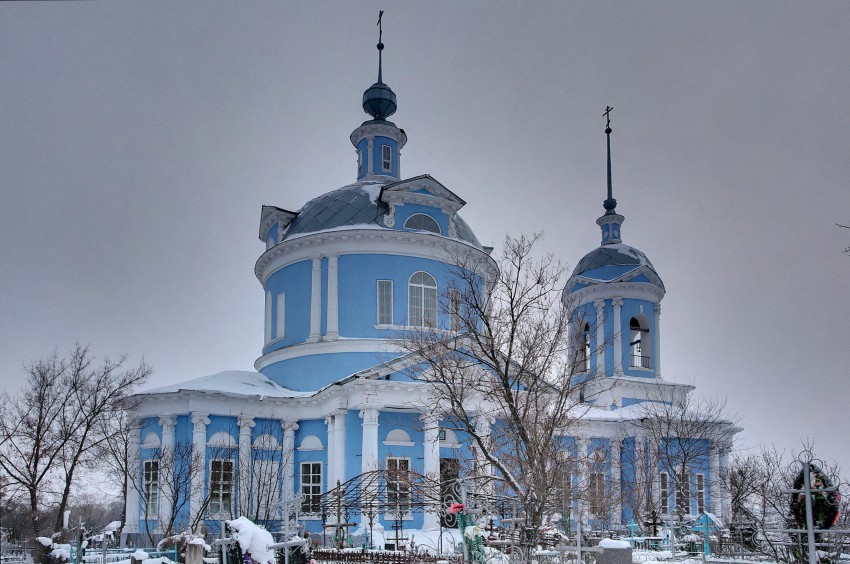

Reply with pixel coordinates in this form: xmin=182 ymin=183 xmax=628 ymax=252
xmin=123 ymin=40 xmax=738 ymax=544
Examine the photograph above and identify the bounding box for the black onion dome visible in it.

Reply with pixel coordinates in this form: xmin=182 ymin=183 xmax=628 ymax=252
xmin=362 ymin=82 xmax=397 ymax=120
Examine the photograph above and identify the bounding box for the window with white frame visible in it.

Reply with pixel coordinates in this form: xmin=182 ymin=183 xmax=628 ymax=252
xmin=408 ymin=272 xmax=437 ymax=327
xmin=209 ymin=459 xmax=234 ymax=515
xmin=386 ymin=457 xmax=411 ymax=514
xmin=449 ymin=289 xmax=461 ymax=332
xmin=630 ymin=317 xmax=652 ymax=369
xmin=275 ymin=292 xmax=285 ymax=340
xmin=696 ymin=473 xmax=705 ymax=515
xmin=377 ymin=280 xmax=393 ymax=325
xmin=590 ymin=472 xmax=606 ymax=517
xmin=382 ymin=145 xmax=392 ymax=171
xmin=403 ymin=213 xmax=441 ymax=234
xmin=675 ymin=471 xmax=691 ymax=515
xmin=576 ymin=322 xmax=591 ymax=372
xmin=143 ymin=460 xmax=159 ymax=516
xmin=660 ymin=472 xmax=669 ymax=514
xmin=301 ymin=462 xmax=322 ymax=514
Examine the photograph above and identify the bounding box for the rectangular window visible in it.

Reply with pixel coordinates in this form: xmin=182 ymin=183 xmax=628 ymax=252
xmin=275 ymin=292 xmax=285 ymax=340
xmin=386 ymin=457 xmax=411 ymax=514
xmin=556 ymin=473 xmax=572 ymax=515
xmin=209 ymin=459 xmax=234 ymax=515
xmin=301 ymin=462 xmax=323 ymax=514
xmin=660 ymin=472 xmax=669 ymax=515
xmin=377 ymin=280 xmax=393 ymax=325
xmin=696 ymin=473 xmax=705 ymax=515
xmin=382 ymin=145 xmax=392 ymax=171
xmin=449 ymin=289 xmax=461 ymax=332
xmin=675 ymin=471 xmax=691 ymax=515
xmin=143 ymin=460 xmax=159 ymax=516
xmin=590 ymin=472 xmax=605 ymax=517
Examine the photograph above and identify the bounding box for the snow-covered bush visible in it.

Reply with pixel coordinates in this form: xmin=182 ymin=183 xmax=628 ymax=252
xmin=226 ymin=517 xmax=275 ymax=564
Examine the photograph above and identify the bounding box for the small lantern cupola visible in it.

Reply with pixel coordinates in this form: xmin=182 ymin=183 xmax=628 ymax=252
xmin=597 ymin=106 xmax=624 ymax=245
xmin=350 ymin=11 xmax=407 ymax=182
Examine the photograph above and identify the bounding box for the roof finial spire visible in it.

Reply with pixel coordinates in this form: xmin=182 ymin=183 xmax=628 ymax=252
xmin=603 ymin=106 xmax=617 ymax=214
xmin=377 ymin=10 xmax=384 ymax=84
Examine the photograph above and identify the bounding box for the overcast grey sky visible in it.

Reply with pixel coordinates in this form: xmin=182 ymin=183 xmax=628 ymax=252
xmin=1 ymin=3 xmax=848 ymax=473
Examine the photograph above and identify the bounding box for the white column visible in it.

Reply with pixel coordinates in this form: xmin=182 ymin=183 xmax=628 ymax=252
xmin=282 ymin=420 xmax=299 ymax=518
xmin=612 ymin=298 xmax=624 ymax=377
xmin=124 ymin=420 xmax=142 ymax=538
xmin=577 ymin=435 xmax=591 ymax=524
xmin=326 ymin=255 xmax=339 ymax=340
xmin=367 ymin=139 xmax=374 ymax=176
xmin=594 ymin=299 xmax=606 ymax=376
xmin=610 ymin=438 xmax=622 ymax=526
xmin=325 ymin=415 xmax=336 ymax=489
xmin=719 ymin=446 xmax=731 ymax=520
xmin=308 ymin=257 xmax=322 ymax=343
xmin=334 ymin=410 xmax=347 ymax=486
xmin=158 ymin=416 xmax=176 ymax=528
xmin=190 ymin=412 xmax=210 ymax=530
xmin=421 ymin=413 xmax=441 ymax=530
xmin=654 ymin=303 xmax=662 ymax=376
xmin=238 ymin=415 xmax=255 ymax=516
xmin=635 ymin=435 xmax=647 ymax=515
xmin=710 ymin=444 xmax=722 ymax=517
xmin=359 ymin=408 xmax=380 ymax=527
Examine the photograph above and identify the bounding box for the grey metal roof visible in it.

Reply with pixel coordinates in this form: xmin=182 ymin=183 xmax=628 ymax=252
xmin=285 ymin=183 xmax=386 ymax=238
xmin=573 ymin=243 xmax=659 ymax=277
xmin=282 ymin=182 xmax=482 ymax=248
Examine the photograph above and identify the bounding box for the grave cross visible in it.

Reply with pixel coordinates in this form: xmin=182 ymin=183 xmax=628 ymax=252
xmin=626 ymin=520 xmax=639 ymax=546
xmin=692 ymin=513 xmax=718 ymax=559
xmin=644 ymin=510 xmax=662 ymax=537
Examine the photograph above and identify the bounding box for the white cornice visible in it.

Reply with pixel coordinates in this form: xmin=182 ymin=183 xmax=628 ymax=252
xmin=350 ymin=123 xmax=408 ymax=149
xmin=565 ymin=279 xmax=666 ymax=305
xmin=255 ymin=228 xmax=497 ymax=285
xmin=255 ymin=338 xmax=400 ymax=371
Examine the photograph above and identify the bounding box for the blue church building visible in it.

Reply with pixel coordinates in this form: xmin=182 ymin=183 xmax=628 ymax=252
xmin=124 ymin=33 xmax=738 ymax=545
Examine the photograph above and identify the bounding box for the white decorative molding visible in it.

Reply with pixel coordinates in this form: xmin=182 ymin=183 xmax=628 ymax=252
xmin=237 ymin=415 xmax=256 ymax=429
xmin=350 ymin=122 xmax=408 ymax=150
xmin=191 ymin=413 xmax=210 ymax=432
xmin=298 ymin=434 xmax=324 ymax=451
xmin=359 ymin=408 xmax=380 ymax=426
xmin=253 ymin=433 xmax=280 ymax=450
xmin=255 ymin=337 xmax=397 ymax=372
xmin=384 ymin=203 xmax=396 ymax=227
xmin=383 ymin=428 xmax=413 ymax=446
xmin=208 ymin=431 xmax=237 ymax=448
xmin=141 ymin=432 xmax=161 ymax=449
xmin=255 ymin=228 xmax=497 ymax=285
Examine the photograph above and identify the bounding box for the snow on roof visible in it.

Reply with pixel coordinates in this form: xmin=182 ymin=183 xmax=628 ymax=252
xmin=140 ymin=371 xmax=311 ymax=399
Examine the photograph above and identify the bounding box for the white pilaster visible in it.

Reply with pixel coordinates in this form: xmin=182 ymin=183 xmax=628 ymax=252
xmin=124 ymin=420 xmax=141 ymax=536
xmin=421 ymin=412 xmax=441 ymax=530
xmin=237 ymin=415 xmax=255 ymax=515
xmin=308 ymin=257 xmax=322 ymax=343
xmin=654 ymin=303 xmax=661 ymax=376
xmin=158 ymin=416 xmax=176 ymax=528
xmin=610 ymin=438 xmax=622 ymax=526
xmin=594 ymin=299 xmax=606 ymax=376
xmin=719 ymin=446 xmax=731 ymax=520
xmin=326 ymin=254 xmax=339 ymax=340
xmin=334 ymin=410 xmax=347 ymax=486
xmin=710 ymin=444 xmax=721 ymax=517
xmin=282 ymin=420 xmax=299 ymax=515
xmin=190 ymin=412 xmax=210 ymax=530
xmin=367 ymin=139 xmax=374 ymax=175
xmin=612 ymin=298 xmax=624 ymax=377
xmin=325 ymin=415 xmax=336 ymax=489
xmin=359 ymin=408 xmax=380 ymax=526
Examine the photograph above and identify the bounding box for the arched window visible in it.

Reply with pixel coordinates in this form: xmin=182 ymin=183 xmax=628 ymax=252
xmin=629 ymin=316 xmax=652 ymax=369
xmin=576 ymin=322 xmax=591 ymax=373
xmin=403 ymin=213 xmax=441 ymax=234
xmin=408 ymin=271 xmax=437 ymax=327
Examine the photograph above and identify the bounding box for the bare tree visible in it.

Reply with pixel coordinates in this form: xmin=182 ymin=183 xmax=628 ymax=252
xmin=725 ymin=445 xmax=848 ymax=563
xmin=629 ymin=387 xmax=738 ymax=525
xmin=0 ymin=351 xmax=74 ymax=537
xmin=53 ymin=344 xmax=150 ymax=532
xmin=95 ymin=407 xmax=136 ymax=538
xmin=396 ymin=233 xmax=602 ymax=543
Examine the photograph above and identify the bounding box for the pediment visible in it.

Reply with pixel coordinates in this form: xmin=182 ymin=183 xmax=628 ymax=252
xmin=380 ymin=175 xmax=465 ymax=213
xmin=259 ymin=205 xmax=299 ymax=241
